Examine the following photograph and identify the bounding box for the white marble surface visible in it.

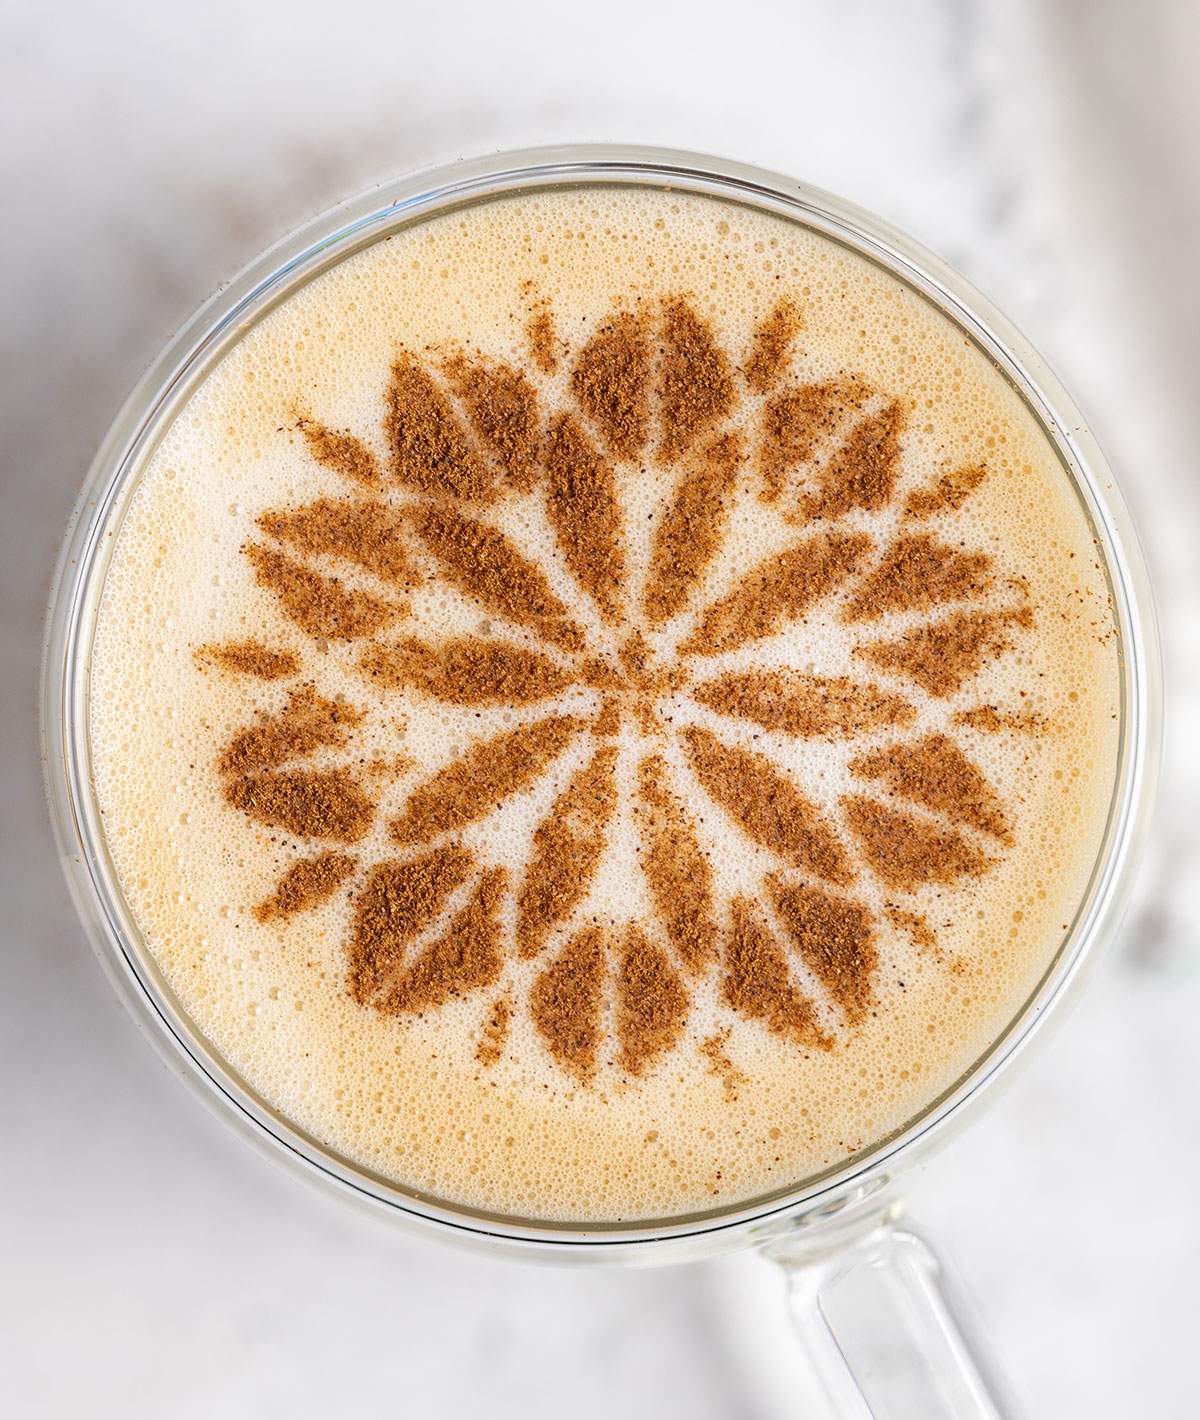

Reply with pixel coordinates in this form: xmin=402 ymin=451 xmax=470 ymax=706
xmin=3 ymin=1 xmax=1198 ymax=1414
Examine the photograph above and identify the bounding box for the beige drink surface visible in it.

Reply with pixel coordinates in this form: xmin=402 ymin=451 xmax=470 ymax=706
xmin=89 ymin=186 xmax=1119 ymax=1222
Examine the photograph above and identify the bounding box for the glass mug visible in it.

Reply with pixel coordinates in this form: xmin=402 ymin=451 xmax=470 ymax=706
xmin=42 ymin=146 xmax=1161 ymax=1418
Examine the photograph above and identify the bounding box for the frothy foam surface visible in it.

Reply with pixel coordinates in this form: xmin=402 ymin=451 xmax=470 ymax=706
xmin=89 ymin=187 xmax=1119 ymax=1222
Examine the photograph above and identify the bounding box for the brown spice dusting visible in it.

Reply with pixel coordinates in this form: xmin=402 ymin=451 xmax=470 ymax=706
xmin=953 ymin=704 xmax=1049 ymax=734
xmin=759 ymin=379 xmax=867 ymax=500
xmin=297 ymin=417 xmax=380 ymax=484
xmin=475 ymin=993 xmax=512 ymax=1067
xmin=904 ymin=462 xmax=987 ymax=519
xmin=543 ymin=414 xmax=625 ymax=621
xmin=530 ymin=928 xmax=607 ymax=1080
xmin=843 ymin=534 xmax=992 ymax=623
xmin=699 ymin=1029 xmax=748 ymax=1101
xmin=682 ymin=726 xmax=854 ymax=885
xmin=195 ymin=640 xmax=299 ymax=680
xmin=386 ymin=354 xmax=494 ymax=502
xmin=382 ymin=869 xmax=507 ymax=1014
xmin=850 ymin=733 xmax=1011 ymax=842
xmin=767 ymin=877 xmax=877 ymax=1025
xmin=693 ymin=670 xmax=915 ymax=739
xmin=723 ymin=897 xmax=829 ymax=1047
xmin=681 ymin=530 xmax=870 ymax=657
xmin=245 ymin=543 xmax=398 ymax=641
xmin=616 ymin=926 xmax=689 ymax=1075
xmin=886 ymin=906 xmax=938 ymax=954
xmin=218 ymin=685 xmax=372 ymax=864
xmin=219 ymin=685 xmax=363 ymax=779
xmin=799 ymin=401 xmax=905 ymax=522
xmin=517 ymin=746 xmax=618 ymax=959
xmin=389 ymin=715 xmax=584 ymax=846
xmin=854 ymin=606 xmax=1033 ymax=698
xmin=637 ymin=755 xmax=718 ymax=974
xmin=656 ymin=298 xmax=735 ymax=463
xmin=362 ymin=751 xmax=416 ymax=781
xmin=569 ymin=310 xmax=651 ymax=459
xmin=360 ymin=636 xmax=571 ymax=706
xmin=744 ymin=300 xmax=803 ymax=394
xmin=346 ymin=844 xmax=474 ymax=1002
xmin=225 ymin=767 xmax=374 ymax=843
xmin=253 ymin=851 xmax=356 ymax=922
xmin=593 ymin=697 xmax=621 ymax=737
xmin=841 ymin=795 xmax=989 ymax=890
xmin=408 ymin=501 xmax=585 ymax=652
xmin=527 ymin=305 xmax=561 ymax=374
xmin=643 ymin=433 xmax=741 ymax=628
xmin=258 ymin=497 xmax=416 ymax=587
xmin=444 ymin=354 xmax=543 ymax=491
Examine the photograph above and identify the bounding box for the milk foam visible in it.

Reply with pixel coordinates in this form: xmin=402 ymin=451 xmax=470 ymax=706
xmin=88 ymin=186 xmax=1120 ymax=1222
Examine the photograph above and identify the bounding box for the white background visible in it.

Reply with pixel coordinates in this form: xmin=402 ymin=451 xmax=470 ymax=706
xmin=3 ymin=1 xmax=1198 ymax=1415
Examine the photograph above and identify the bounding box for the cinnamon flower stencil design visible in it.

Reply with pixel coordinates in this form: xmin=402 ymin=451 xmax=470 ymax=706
xmin=202 ymin=293 xmax=1036 ymax=1083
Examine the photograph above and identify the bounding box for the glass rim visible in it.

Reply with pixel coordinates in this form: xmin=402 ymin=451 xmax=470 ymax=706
xmin=42 ymin=143 xmax=1162 ymax=1259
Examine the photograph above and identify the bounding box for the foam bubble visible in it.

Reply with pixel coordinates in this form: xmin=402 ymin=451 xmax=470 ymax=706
xmin=89 ymin=186 xmax=1119 ymax=1222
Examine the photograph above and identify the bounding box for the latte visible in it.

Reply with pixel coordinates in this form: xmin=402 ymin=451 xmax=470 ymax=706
xmin=89 ymin=185 xmax=1119 ymax=1221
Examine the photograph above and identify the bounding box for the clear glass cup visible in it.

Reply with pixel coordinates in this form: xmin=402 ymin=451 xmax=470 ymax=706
xmin=42 ymin=145 xmax=1162 ymax=1417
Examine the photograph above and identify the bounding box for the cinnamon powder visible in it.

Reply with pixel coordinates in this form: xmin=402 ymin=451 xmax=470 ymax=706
xmin=297 ymin=417 xmax=381 ymax=484
xmin=195 ymin=640 xmax=299 ymax=680
xmin=569 ymin=310 xmax=651 ymax=459
xmin=744 ymin=299 xmax=802 ymax=394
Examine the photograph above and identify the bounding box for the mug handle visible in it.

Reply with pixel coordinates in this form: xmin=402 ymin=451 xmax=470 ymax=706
xmin=766 ymin=1203 xmax=1018 ymax=1418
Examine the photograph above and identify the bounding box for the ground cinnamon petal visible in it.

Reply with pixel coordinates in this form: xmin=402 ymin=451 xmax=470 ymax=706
xmin=245 ymin=543 xmax=398 ymax=641
xmin=722 ymin=896 xmax=829 ymax=1047
xmin=904 ymin=462 xmax=987 ymax=519
xmin=699 ymin=1029 xmax=748 ymax=1101
xmin=767 ymin=877 xmax=877 ymax=1025
xmin=386 ymin=354 xmax=494 ymax=502
xmin=692 ymin=670 xmax=915 ymax=739
xmin=359 ymin=636 xmax=571 ymax=706
xmin=253 ymin=850 xmax=356 ymax=922
xmin=854 ymin=606 xmax=1034 ymax=698
xmin=885 ymin=906 xmax=938 ymax=954
xmin=543 ymin=414 xmax=625 ymax=621
xmin=389 ymin=715 xmax=585 ymax=846
xmin=744 ymin=299 xmax=803 ymax=394
xmin=637 ymin=754 xmax=718 ymax=974
xmin=382 ymin=868 xmax=507 ymax=1013
xmin=218 ymin=685 xmax=363 ymax=779
xmin=681 ymin=530 xmax=870 ymax=657
xmin=643 ymin=433 xmax=741 ymax=628
xmin=841 ymin=795 xmax=989 ymax=890
xmin=517 ymin=746 xmax=618 ymax=959
xmin=759 ymin=379 xmax=867 ymax=501
xmin=682 ymin=726 xmax=854 ymax=885
xmin=850 ymin=733 xmax=1011 ymax=842
xmin=569 ymin=310 xmax=651 ymax=459
xmin=656 ymin=299 xmax=735 ymax=463
xmin=953 ymin=704 xmax=1049 ymax=734
xmin=800 ymin=401 xmax=905 ymax=522
xmin=444 ymin=354 xmax=543 ymax=491
xmin=225 ymin=767 xmax=374 ymax=843
xmin=475 ymin=993 xmax=512 ymax=1067
xmin=616 ymin=927 xmax=689 ymax=1075
xmin=297 ymin=417 xmax=381 ymax=484
xmin=526 ymin=301 xmax=561 ymax=374
xmin=195 ymin=640 xmax=300 ymax=680
xmin=258 ymin=497 xmax=416 ymax=587
xmin=408 ymin=501 xmax=585 ymax=652
xmin=529 ymin=928 xmax=607 ymax=1080
xmin=346 ymin=844 xmax=474 ymax=1002
xmin=843 ymin=533 xmax=992 ymax=623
